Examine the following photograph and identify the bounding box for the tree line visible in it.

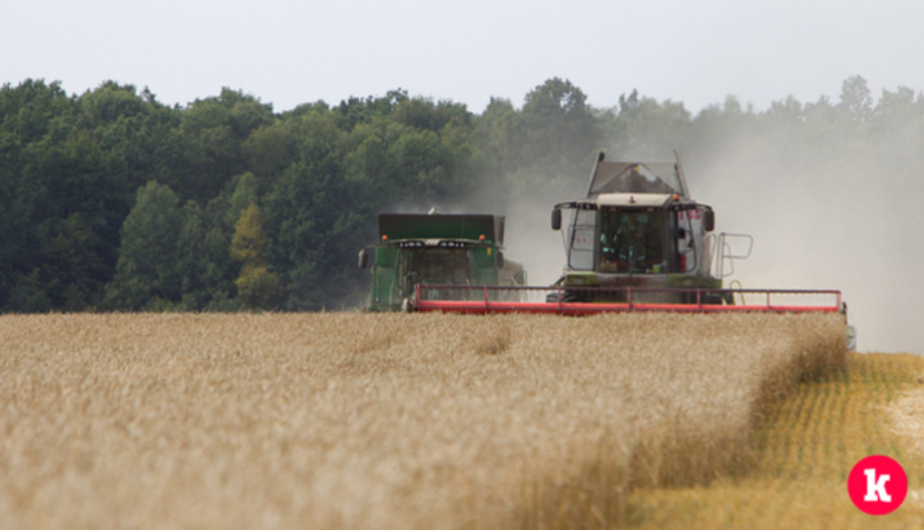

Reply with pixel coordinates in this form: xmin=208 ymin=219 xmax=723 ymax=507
xmin=1 ymin=75 xmax=920 ymax=311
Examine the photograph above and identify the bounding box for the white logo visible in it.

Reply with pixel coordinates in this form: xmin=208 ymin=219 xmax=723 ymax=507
xmin=863 ymin=468 xmax=892 ymax=502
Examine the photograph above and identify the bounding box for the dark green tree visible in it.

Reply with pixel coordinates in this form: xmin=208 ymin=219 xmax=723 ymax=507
xmin=331 ymin=89 xmax=407 ymax=132
xmin=0 ymin=79 xmax=79 ymax=310
xmin=262 ymin=110 xmax=374 ymax=310
xmin=171 ymin=88 xmax=274 ymax=204
xmin=242 ymin=123 xmax=298 ymax=191
xmin=105 ymin=181 xmax=183 ymax=309
xmin=520 ymin=78 xmax=599 ymax=170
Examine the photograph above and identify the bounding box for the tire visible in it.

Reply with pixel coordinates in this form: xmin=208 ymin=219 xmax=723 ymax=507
xmin=702 ymin=293 xmax=725 ymax=305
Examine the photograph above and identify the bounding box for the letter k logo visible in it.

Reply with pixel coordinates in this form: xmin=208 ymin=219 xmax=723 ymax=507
xmin=863 ymin=468 xmax=891 ymax=502
xmin=849 ymin=455 xmax=907 ymax=515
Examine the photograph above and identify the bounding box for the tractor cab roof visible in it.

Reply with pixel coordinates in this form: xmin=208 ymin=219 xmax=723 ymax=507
xmin=378 ymin=213 xmax=504 ymax=246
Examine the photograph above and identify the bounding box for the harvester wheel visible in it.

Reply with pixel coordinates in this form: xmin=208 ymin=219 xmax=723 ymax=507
xmin=702 ymin=293 xmax=726 ymax=305
xmin=562 ymin=290 xmax=590 ymax=303
xmin=545 ymin=290 xmax=587 ymax=303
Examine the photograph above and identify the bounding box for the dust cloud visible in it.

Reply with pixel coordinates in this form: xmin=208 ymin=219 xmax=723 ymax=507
xmin=494 ymin=191 xmax=574 ymax=288
xmin=490 ymin=107 xmax=923 ymax=354
xmin=688 ymin=130 xmax=923 ymax=354
xmin=414 ymin=87 xmax=923 ymax=355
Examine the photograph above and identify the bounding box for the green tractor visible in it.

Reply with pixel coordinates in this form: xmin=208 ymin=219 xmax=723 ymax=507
xmin=358 ymin=213 xmax=527 ymax=311
xmin=550 ymin=152 xmax=751 ymax=304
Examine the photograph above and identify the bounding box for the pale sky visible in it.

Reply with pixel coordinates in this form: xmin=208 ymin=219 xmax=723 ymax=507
xmin=5 ymin=0 xmax=924 ymax=112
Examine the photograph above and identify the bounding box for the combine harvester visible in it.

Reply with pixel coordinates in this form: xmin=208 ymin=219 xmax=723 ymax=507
xmin=358 ymin=213 xmax=527 ymax=311
xmin=409 ymin=152 xmax=856 ymax=347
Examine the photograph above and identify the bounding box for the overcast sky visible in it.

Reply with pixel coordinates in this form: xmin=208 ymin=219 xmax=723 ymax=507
xmin=4 ymin=0 xmax=924 ymax=113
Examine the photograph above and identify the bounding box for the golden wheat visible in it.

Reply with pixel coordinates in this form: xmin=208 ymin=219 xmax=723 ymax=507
xmin=630 ymin=353 xmax=924 ymax=529
xmin=0 ymin=311 xmax=845 ymax=529
xmin=889 ymin=372 xmax=924 ymax=459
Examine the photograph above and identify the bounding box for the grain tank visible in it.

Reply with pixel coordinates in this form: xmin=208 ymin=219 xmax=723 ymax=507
xmin=358 ymin=213 xmax=526 ymax=311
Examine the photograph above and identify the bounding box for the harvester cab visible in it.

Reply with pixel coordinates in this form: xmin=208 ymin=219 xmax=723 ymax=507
xmin=551 ymin=152 xmax=751 ymax=304
xmin=358 ymin=213 xmax=527 ymax=311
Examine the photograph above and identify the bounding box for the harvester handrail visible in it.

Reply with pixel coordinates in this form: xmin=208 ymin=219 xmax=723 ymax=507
xmin=707 ymin=232 xmax=754 ymax=279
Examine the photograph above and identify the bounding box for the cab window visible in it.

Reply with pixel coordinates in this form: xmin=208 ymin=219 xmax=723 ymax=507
xmin=599 ymin=209 xmax=666 ymax=273
xmin=402 ymin=248 xmax=473 ymax=288
xmin=567 ymin=209 xmax=596 ymax=271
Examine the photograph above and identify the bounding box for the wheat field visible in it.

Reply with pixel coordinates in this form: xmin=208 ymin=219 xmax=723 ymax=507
xmin=0 ymin=312 xmax=846 ymax=529
xmin=630 ymin=352 xmax=924 ymax=529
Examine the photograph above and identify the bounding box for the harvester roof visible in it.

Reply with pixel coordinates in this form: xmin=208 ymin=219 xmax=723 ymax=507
xmin=586 ymin=160 xmax=687 ymax=198
xmin=378 ymin=213 xmax=504 ymax=245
